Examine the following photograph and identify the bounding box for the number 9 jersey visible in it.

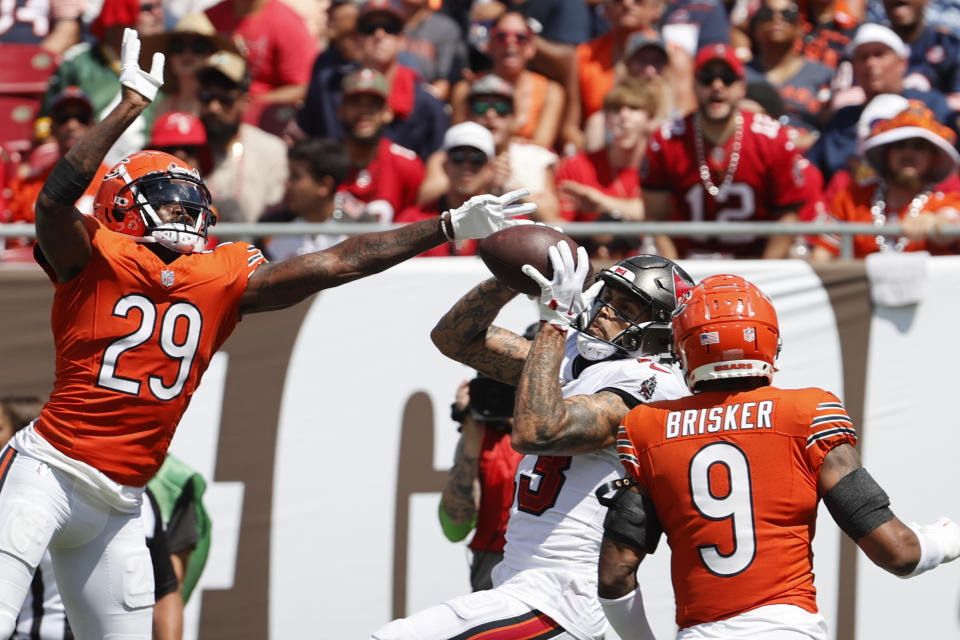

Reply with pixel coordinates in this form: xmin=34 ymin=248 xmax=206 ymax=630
xmin=31 ymin=215 xmax=267 ymax=488
xmin=616 ymin=386 xmax=857 ymax=629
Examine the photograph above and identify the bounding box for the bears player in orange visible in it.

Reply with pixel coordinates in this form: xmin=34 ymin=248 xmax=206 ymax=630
xmin=0 ymin=29 xmax=535 ymax=640
xmin=602 ymin=275 xmax=960 ymax=638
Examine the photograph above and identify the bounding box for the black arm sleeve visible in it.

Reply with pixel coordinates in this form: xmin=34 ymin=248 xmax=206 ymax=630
xmin=145 ymin=490 xmax=181 ymax=598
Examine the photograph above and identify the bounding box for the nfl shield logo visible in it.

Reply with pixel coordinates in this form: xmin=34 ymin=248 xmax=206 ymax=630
xmin=161 ymin=270 xmax=175 ymax=287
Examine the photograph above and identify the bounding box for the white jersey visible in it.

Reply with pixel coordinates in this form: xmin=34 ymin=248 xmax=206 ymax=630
xmin=493 ymin=331 xmax=689 ymax=640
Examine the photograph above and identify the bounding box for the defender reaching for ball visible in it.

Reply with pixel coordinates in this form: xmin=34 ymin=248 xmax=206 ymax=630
xmin=371 ymin=243 xmax=694 ymax=640
xmin=0 ymin=29 xmax=534 ymax=640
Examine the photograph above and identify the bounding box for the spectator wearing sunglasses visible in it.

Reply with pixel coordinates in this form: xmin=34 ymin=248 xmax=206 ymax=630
xmin=642 ymin=43 xmax=807 ymax=259
xmin=744 ymin=0 xmax=833 ymax=146
xmin=6 ymin=88 xmax=111 ymax=238
xmin=334 ymin=67 xmax=426 ymax=223
xmin=421 ymin=74 xmax=562 ymax=221
xmin=297 ymin=0 xmax=449 ymax=159
xmin=42 ymin=0 xmax=167 ymax=166
xmin=450 ymin=11 xmax=565 ymax=149
xmin=205 ymin=0 xmax=318 ymax=103
xmin=198 ymin=50 xmax=289 ymax=224
xmin=146 ymin=13 xmax=240 ymax=119
xmin=394 ymin=122 xmax=497 ymax=256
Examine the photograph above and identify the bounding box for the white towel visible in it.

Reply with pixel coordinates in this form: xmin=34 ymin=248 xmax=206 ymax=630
xmin=865 ymin=251 xmax=929 ymax=307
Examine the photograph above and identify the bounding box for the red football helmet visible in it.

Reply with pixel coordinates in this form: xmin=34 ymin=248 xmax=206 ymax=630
xmin=92 ymin=150 xmax=216 ymax=253
xmin=672 ymin=274 xmax=781 ymax=389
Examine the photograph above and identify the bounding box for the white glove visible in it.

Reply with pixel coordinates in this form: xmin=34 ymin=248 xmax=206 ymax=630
xmin=119 ymin=28 xmax=165 ymax=102
xmin=522 ymin=241 xmax=591 ymax=330
xmin=446 ymin=188 xmax=538 ymax=240
xmin=905 ymin=517 xmax=960 ymax=577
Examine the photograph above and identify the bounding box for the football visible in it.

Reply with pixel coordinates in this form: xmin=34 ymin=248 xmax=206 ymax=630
xmin=477 ymin=225 xmax=589 ymax=296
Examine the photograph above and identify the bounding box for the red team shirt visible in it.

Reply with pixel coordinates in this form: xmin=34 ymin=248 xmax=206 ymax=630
xmin=34 ymin=216 xmax=267 ymax=486
xmin=616 ymin=386 xmax=856 ymax=629
xmin=556 ymin=149 xmax=642 ymax=222
xmin=642 ymin=111 xmax=806 ymax=258
xmin=339 ymin=138 xmax=425 ymax=220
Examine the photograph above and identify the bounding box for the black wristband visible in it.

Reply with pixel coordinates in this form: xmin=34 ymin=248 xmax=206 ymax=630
xmin=40 ymin=158 xmax=97 ymax=206
xmin=450 ymin=403 xmax=469 ymax=423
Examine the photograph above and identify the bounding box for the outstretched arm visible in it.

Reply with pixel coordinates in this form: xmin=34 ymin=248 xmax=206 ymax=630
xmin=820 ymin=443 xmax=960 ymax=577
xmin=241 ymin=191 xmax=536 ymax=314
xmin=512 ymin=241 xmax=624 ymax=454
xmin=35 ymin=29 xmax=163 ymax=283
xmin=430 ymin=278 xmax=530 ymax=385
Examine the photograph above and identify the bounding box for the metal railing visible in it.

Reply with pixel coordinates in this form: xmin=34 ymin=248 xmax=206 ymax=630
xmin=3 ymin=221 xmax=959 ymax=259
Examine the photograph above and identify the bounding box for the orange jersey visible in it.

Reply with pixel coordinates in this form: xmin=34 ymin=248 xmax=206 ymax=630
xmin=617 ymin=386 xmax=857 ymax=629
xmin=34 ymin=215 xmax=267 ymax=486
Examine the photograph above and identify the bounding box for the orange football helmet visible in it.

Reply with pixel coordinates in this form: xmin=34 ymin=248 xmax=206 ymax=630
xmin=672 ymin=274 xmax=780 ymax=389
xmin=93 ymin=150 xmax=216 ymax=253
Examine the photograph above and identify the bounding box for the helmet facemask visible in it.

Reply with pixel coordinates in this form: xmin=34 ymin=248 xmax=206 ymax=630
xmin=108 ymin=164 xmax=216 ymax=253
xmin=574 ymin=282 xmax=670 ymax=361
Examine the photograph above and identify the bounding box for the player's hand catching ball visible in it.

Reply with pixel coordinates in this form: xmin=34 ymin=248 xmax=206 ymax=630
xmin=523 ymin=241 xmax=591 ymax=331
xmin=445 ymin=189 xmax=537 ymax=241
xmin=119 ymin=27 xmax=165 ymax=102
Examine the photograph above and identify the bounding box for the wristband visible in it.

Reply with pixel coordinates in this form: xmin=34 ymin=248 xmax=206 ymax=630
xmin=440 ymin=211 xmax=456 ymax=242
xmin=905 ymin=523 xmax=947 ymax=578
xmin=40 ymin=158 xmax=96 ymax=206
xmin=450 ymin=403 xmax=469 ymax=423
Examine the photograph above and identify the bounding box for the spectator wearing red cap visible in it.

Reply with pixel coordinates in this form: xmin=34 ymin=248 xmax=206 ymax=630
xmin=5 ymin=88 xmax=111 ymax=254
xmin=205 ymin=0 xmax=318 ymax=102
xmin=642 ymin=43 xmax=807 ymax=259
xmin=42 ymin=0 xmax=166 ymax=165
xmin=150 ymin=111 xmax=211 ymax=174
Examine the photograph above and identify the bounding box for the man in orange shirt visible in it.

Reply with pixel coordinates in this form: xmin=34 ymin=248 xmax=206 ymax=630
xmin=0 ymin=29 xmax=535 ymax=640
xmin=514 ymin=264 xmax=960 ymax=638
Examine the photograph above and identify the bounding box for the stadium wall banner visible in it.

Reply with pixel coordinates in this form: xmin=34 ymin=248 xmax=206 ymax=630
xmin=0 ymin=254 xmax=957 ymax=640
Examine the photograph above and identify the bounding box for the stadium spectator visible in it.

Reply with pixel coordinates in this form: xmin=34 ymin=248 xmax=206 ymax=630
xmin=297 ymin=0 xmax=449 ymax=159
xmin=438 ymin=374 xmax=522 ymax=591
xmin=661 ymin=0 xmax=732 ymax=49
xmin=797 ymin=0 xmax=860 ymax=69
xmin=807 ymin=23 xmax=956 ymax=181
xmin=601 ymin=274 xmax=960 ymax=638
xmin=147 ymin=13 xmax=237 ymax=118
xmin=400 ymin=0 xmax=468 ymax=101
xmin=198 ymin=49 xmax=288 ymax=224
xmin=0 ymin=0 xmax=82 ymax=53
xmin=562 ymin=0 xmax=668 ymax=152
xmin=43 ymin=0 xmax=167 ymax=165
xmin=335 ymin=68 xmax=425 ymax=223
xmin=6 ymin=88 xmax=111 ymax=238
xmin=370 ymin=254 xmax=692 ymax=639
xmin=149 ymin=111 xmax=211 ymax=175
xmin=745 ymin=0 xmax=833 ymax=138
xmin=450 ymin=11 xmax=565 ymax=149
xmin=867 ymin=0 xmax=960 ymax=39
xmin=395 ymin=122 xmax=497 ymax=256
xmin=556 ymin=76 xmax=665 ymax=259
xmin=205 ymin=0 xmax=318 ymax=102
xmin=579 ymin=29 xmax=695 ymax=150
xmin=258 ymin=137 xmax=351 ymax=260
xmin=881 ymin=0 xmax=960 ymax=109
xmin=501 ymin=0 xmax=592 ymax=82
xmin=0 ymin=28 xmax=534 ymax=640
xmin=642 ymin=43 xmax=806 ymax=259
xmin=420 ymin=75 xmax=561 ymax=221
xmin=812 ymin=103 xmax=960 ymax=259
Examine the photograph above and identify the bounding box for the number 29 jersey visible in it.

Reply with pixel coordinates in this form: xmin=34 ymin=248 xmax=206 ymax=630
xmin=33 ymin=216 xmax=267 ymax=487
xmin=616 ymin=386 xmax=857 ymax=629
xmin=492 ymin=332 xmax=689 ymax=640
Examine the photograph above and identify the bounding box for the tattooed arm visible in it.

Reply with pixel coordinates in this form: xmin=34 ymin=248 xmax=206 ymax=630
xmin=819 ymin=443 xmax=923 ymax=575
xmin=35 ymin=87 xmax=151 ymax=283
xmin=430 ymin=278 xmax=531 ymax=386
xmin=513 ymin=326 xmax=626 ymax=455
xmin=241 ymin=215 xmax=448 ymax=313
xmin=439 ymin=415 xmax=484 ymax=540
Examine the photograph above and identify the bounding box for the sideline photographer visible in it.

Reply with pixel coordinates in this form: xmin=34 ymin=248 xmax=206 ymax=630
xmin=438 ymin=374 xmax=522 ymax=591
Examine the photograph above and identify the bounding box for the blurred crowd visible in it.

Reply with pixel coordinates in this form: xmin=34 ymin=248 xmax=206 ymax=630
xmin=3 ymin=0 xmax=960 ymax=262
